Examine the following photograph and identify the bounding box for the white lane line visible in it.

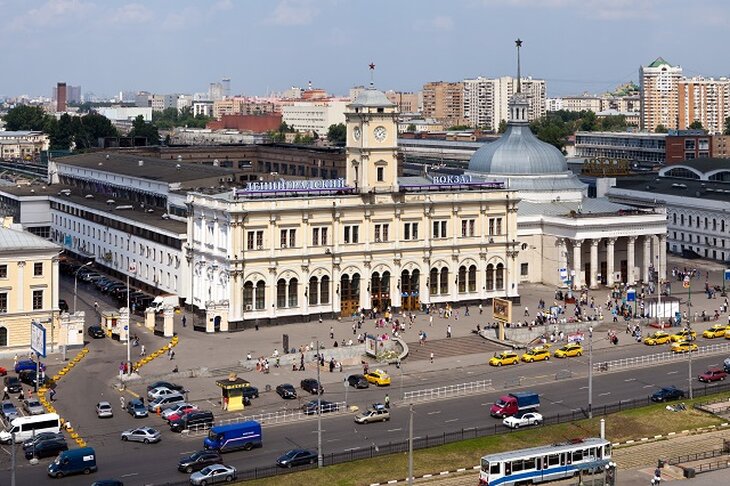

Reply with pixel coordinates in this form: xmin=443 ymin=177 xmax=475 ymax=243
xmin=552 ymin=400 xmax=564 ymax=404
xmin=667 ymin=371 xmax=679 ymax=375
xmin=427 ymin=410 xmax=442 ymax=415
xmin=120 ymin=473 xmax=139 ymax=478
xmin=444 ymin=418 xmax=459 ymax=423
xmin=344 ymin=447 xmax=360 ymax=452
xmin=624 ymin=378 xmax=636 ymax=382
xmin=388 ymin=428 xmax=402 ymax=432
xmin=579 ymin=386 xmax=589 ymax=390
xmin=599 ymin=392 xmax=611 ymax=397
xmin=179 ymin=450 xmax=196 ymax=455
xmin=480 ymin=403 xmax=490 ymax=406
xmin=327 ymin=438 xmax=341 ymax=443
xmin=311 ymin=429 xmax=327 ymax=433
xmin=643 ymin=385 xmax=655 ymax=389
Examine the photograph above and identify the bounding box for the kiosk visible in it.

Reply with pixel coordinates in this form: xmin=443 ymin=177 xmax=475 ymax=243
xmin=216 ymin=373 xmax=251 ymax=412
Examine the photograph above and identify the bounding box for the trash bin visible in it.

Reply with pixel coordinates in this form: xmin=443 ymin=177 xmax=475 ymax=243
xmin=657 ymin=459 xmax=665 ymax=468
xmin=683 ymin=467 xmax=696 ymax=479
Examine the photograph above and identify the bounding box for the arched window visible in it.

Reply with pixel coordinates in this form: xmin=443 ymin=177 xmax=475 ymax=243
xmin=0 ymin=327 xmax=6 ymax=346
xmin=277 ymin=279 xmax=287 ymax=308
xmin=255 ymin=281 xmax=265 ymax=309
xmin=458 ymin=266 xmax=467 ymax=293
xmin=243 ymin=281 xmax=254 ymax=309
xmin=468 ymin=265 xmax=477 ymax=293
xmin=496 ymin=263 xmax=505 ymax=290
xmin=430 ymin=268 xmax=438 ymax=294
xmin=320 ymin=276 xmax=330 ymax=304
xmin=673 ymin=213 xmax=677 ymax=225
xmin=486 ymin=264 xmax=494 ymax=290
xmin=288 ymin=278 xmax=298 ymax=307
xmin=309 ymin=277 xmax=319 ymax=305
xmin=440 ymin=267 xmax=449 ymax=295
xmin=681 ymin=214 xmax=685 ymax=225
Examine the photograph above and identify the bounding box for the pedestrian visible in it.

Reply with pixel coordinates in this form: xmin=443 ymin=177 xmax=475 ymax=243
xmin=2 ymin=387 xmax=8 ymax=401
xmin=13 ymin=354 xmax=17 ymax=367
xmin=384 ymin=393 xmax=390 ymax=409
xmin=447 ymin=324 xmax=452 ymax=338
xmin=120 ymin=395 xmax=125 ymax=408
xmin=94 ymin=301 xmax=99 ymax=312
xmin=49 ymin=389 xmax=56 ymax=402
xmin=479 ymin=303 xmax=483 ymax=315
xmin=18 ymin=389 xmax=24 ymax=401
xmin=319 ymin=315 xmax=323 ymax=325
xmin=430 ymin=352 xmax=434 ymax=364
xmin=170 ymin=350 xmax=175 ymax=360
xmin=465 ymin=306 xmax=470 ymax=316
xmin=330 ymin=326 xmax=334 ymax=339
xmin=140 ymin=344 xmax=146 ymax=356
xmin=118 ymin=362 xmax=124 ymax=378
xmin=182 ymin=315 xmax=187 ymax=328
xmin=429 ymin=315 xmax=433 ymax=327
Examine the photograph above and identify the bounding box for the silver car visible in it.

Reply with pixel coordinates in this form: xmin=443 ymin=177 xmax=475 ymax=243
xmin=190 ymin=464 xmax=237 ymax=485
xmin=96 ymin=401 xmax=113 ymax=418
xmin=147 ymin=386 xmax=179 ymax=401
xmin=120 ymin=426 xmax=161 ymax=444
xmin=354 ymin=407 xmax=390 ymax=424
xmin=22 ymin=398 xmax=44 ymax=416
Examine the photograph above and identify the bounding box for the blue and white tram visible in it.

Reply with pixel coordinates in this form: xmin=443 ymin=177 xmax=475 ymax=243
xmin=479 ymin=437 xmax=612 ymax=486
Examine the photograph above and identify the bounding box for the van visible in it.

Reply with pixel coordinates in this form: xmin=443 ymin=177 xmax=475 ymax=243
xmin=204 ymin=421 xmax=262 ymax=453
xmin=148 ymin=393 xmax=185 ymax=413
xmin=170 ymin=410 xmax=214 ymax=433
xmin=0 ymin=413 xmax=61 ymax=443
xmin=47 ymin=447 xmax=97 ymax=478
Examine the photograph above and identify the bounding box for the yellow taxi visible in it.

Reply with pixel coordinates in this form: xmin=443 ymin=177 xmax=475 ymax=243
xmin=671 ymin=341 xmax=698 ymax=353
xmin=703 ymin=324 xmax=730 ymax=339
xmin=554 ymin=343 xmax=583 ymax=358
xmin=489 ymin=350 xmax=520 ymax=366
xmin=643 ymin=331 xmax=671 ymax=346
xmin=521 ymin=346 xmax=551 ymax=363
xmin=670 ymin=329 xmax=697 ymax=342
xmin=364 ymin=369 xmax=391 ymax=386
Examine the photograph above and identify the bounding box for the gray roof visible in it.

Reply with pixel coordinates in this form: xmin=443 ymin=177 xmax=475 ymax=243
xmin=0 ymin=131 xmax=44 ymax=137
xmin=518 ymin=198 xmax=634 ymax=218
xmin=663 ymin=157 xmax=730 ymax=175
xmin=0 ymin=226 xmax=59 ymax=251
xmin=614 ymin=174 xmax=730 ymax=203
xmin=349 ymin=86 xmax=395 ymax=108
xmin=468 ymin=123 xmax=569 ymax=175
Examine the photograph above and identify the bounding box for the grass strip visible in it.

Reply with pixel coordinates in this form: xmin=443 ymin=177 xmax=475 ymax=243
xmin=241 ymin=391 xmax=730 ymax=486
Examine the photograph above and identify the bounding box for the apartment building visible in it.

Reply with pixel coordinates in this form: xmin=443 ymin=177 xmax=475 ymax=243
xmin=422 ymin=81 xmax=466 ymax=127
xmin=280 ymin=99 xmax=349 ymax=136
xmin=640 ymin=57 xmax=683 ymax=132
xmin=385 ymin=91 xmax=421 ymax=114
xmin=678 ymin=77 xmax=730 ymax=134
xmin=461 ymin=76 xmax=546 ymax=130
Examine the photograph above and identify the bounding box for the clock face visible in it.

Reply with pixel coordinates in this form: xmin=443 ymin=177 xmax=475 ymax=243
xmin=374 ymin=126 xmax=387 ymax=142
xmin=353 ymin=126 xmax=361 ymax=141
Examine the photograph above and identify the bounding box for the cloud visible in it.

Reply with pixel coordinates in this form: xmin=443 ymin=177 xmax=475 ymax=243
xmin=110 ymin=3 xmax=152 ymax=24
xmin=161 ymin=7 xmax=198 ymax=31
xmin=414 ymin=15 xmax=454 ymax=32
xmin=213 ymin=0 xmax=234 ymax=11
xmin=267 ymin=0 xmax=318 ymax=26
xmin=8 ymin=0 xmax=94 ymax=31
xmin=478 ymin=0 xmax=658 ymax=20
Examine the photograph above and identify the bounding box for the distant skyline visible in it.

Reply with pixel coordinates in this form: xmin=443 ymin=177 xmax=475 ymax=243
xmin=2 ymin=0 xmax=729 ymax=99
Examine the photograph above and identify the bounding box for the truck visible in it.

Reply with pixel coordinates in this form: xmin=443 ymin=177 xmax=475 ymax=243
xmin=150 ymin=294 xmax=179 ymax=313
xmin=489 ymin=392 xmax=540 ymax=418
xmin=203 ymin=421 xmax=262 ymax=453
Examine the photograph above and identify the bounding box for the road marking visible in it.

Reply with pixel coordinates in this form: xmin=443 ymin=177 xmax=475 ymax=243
xmin=344 ymin=447 xmax=360 ymax=452
xmin=480 ymin=403 xmax=490 ymax=406
xmin=120 ymin=473 xmax=139 ymax=478
xmin=643 ymin=385 xmax=655 ymax=389
xmin=444 ymin=418 xmax=459 ymax=423
xmin=599 ymin=392 xmax=611 ymax=397
xmin=552 ymin=400 xmax=564 ymax=404
xmin=311 ymin=429 xmax=327 ymax=433
xmin=427 ymin=411 xmax=442 ymax=415
xmin=387 ymin=428 xmax=402 ymax=432
xmin=179 ymin=450 xmax=196 ymax=455
xmin=624 ymin=378 xmax=636 ymax=382
xmin=667 ymin=371 xmax=679 ymax=375
xmin=579 ymin=386 xmax=588 ymax=390
xmin=327 ymin=438 xmax=341 ymax=443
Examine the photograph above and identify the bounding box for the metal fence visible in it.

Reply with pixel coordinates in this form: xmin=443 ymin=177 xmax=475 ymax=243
xmin=153 ymin=381 xmax=730 ymax=485
xmin=667 ymin=448 xmax=726 ymax=466
xmin=403 ymin=380 xmax=493 ymax=402
xmin=594 ymin=342 xmax=730 ymax=373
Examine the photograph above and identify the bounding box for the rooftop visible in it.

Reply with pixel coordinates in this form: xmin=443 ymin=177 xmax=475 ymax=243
xmin=661 ymin=157 xmax=730 ymax=175
xmin=0 ymin=131 xmax=46 ymax=137
xmin=0 ymin=225 xmax=59 ymax=252
xmin=613 ymin=174 xmax=730 ymax=204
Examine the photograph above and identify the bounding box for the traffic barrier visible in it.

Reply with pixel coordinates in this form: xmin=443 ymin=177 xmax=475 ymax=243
xmin=131 ymin=335 xmax=179 ymax=372
xmin=402 ymin=380 xmax=493 ymax=402
xmin=594 ymin=342 xmax=730 ymax=373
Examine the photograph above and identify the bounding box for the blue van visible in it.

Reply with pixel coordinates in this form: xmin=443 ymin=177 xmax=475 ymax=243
xmin=203 ymin=421 xmax=262 ymax=453
xmin=47 ymin=447 xmax=97 ymax=478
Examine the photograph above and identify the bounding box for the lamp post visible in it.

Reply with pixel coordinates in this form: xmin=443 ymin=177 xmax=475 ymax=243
xmin=686 ymin=276 xmax=693 ymax=400
xmin=73 ymin=261 xmax=93 ymax=313
xmin=588 ymin=326 xmax=593 ymax=419
xmin=315 ymin=338 xmax=323 ymax=468
xmin=408 ymin=404 xmax=414 ymax=486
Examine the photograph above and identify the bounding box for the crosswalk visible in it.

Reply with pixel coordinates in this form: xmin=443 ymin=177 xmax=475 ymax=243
xmin=406 ymin=335 xmax=502 ymax=361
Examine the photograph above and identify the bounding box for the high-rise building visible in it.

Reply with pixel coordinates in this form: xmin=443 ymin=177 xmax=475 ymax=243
xmin=56 ymin=82 xmax=67 ymax=112
xmin=640 ymin=57 xmax=683 ymax=132
xmin=462 ymin=77 xmax=494 ymax=129
xmin=67 ymin=85 xmax=81 ymax=104
xmin=678 ymin=77 xmax=730 ymax=134
xmin=221 ymin=78 xmax=231 ymax=99
xmin=462 ymin=76 xmax=546 ymax=130
xmin=385 ymin=90 xmax=421 ymax=114
xmin=422 ymin=81 xmax=465 ymax=127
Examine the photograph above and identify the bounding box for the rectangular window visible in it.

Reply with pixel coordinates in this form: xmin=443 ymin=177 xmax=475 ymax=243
xmin=256 ymin=230 xmax=264 ymax=249
xmin=376 ymin=167 xmax=384 ymax=182
xmin=521 ymin=263 xmax=529 ymax=276
xmin=247 ymin=231 xmax=255 ymax=250
xmin=312 ymin=227 xmax=320 ymax=246
xmin=0 ymin=293 xmax=6 ymax=313
xmin=344 ymin=225 xmax=360 ymax=244
xmin=0 ymin=265 xmax=7 ymax=279
xmin=404 ymin=222 xmax=419 ymax=240
xmin=280 ymin=229 xmax=287 ymax=247
xmin=488 ymin=218 xmax=495 ymax=235
xmin=374 ymin=224 xmax=389 ymax=242
xmin=432 ymin=220 xmax=448 ymax=238
xmin=34 ymin=262 xmax=43 ymax=276
xmin=461 ymin=219 xmax=475 ymax=237
xmin=289 ymin=229 xmax=296 ymax=247
xmin=321 ymin=227 xmax=328 ymax=246
xmin=496 ymin=217 xmax=503 ymax=235
xmin=32 ymin=290 xmax=43 ymax=310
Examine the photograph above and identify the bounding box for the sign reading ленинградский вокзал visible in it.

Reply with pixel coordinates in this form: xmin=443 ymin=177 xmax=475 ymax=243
xmin=239 ymin=178 xmax=349 ymax=193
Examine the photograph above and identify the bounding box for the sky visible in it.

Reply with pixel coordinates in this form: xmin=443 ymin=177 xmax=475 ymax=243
xmin=2 ymin=0 xmax=730 ymax=99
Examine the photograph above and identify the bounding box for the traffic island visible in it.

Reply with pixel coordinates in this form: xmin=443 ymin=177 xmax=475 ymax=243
xmin=131 ymin=335 xmax=179 ymax=373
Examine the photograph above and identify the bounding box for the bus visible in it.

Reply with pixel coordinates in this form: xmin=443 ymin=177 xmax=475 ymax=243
xmin=479 ymin=437 xmax=611 ymax=486
xmin=0 ymin=413 xmax=61 ymax=443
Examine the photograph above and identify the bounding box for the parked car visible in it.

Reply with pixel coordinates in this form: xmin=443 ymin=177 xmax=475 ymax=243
xmin=24 ymin=437 xmax=67 ymax=459
xmin=148 ymin=394 xmax=185 ymax=413
xmin=643 ymin=331 xmax=672 ymax=346
xmin=189 ymin=464 xmax=237 ymax=485
xmin=0 ymin=367 xmax=6 ymax=376
xmin=1 ymin=401 xmax=19 ymax=421
xmin=22 ymin=398 xmax=44 ymax=415
xmin=18 ymin=370 xmax=49 ymax=388
xmin=90 ymin=481 xmax=124 ymax=486
xmin=161 ymin=403 xmax=197 ymax=421
xmin=146 ymin=381 xmax=185 ymax=393
xmin=554 ymin=343 xmax=583 ymax=358
xmin=120 ymin=426 xmax=161 ymax=444
xmin=725 ymin=357 xmax=730 ymax=373
xmin=125 ymin=398 xmax=148 ymax=418
xmin=177 ymin=450 xmax=223 ymax=473
xmin=347 ymin=374 xmax=369 ymax=389
xmin=671 ymin=341 xmax=698 ymax=353
xmin=87 ymin=326 xmax=106 ymax=339
xmin=354 ymin=405 xmax=390 ymax=424
xmin=302 ymin=400 xmax=338 ymax=415
xmin=169 ymin=410 xmax=214 ymax=433
xmin=489 ymin=350 xmax=520 ymax=366
xmin=301 ymin=378 xmax=324 ymax=395
xmin=14 ymin=360 xmax=45 ymax=374
xmin=22 ymin=432 xmax=63 ymax=450
xmin=502 ymin=411 xmax=543 ymax=429
xmin=96 ymin=401 xmax=113 ymax=418
xmin=651 ymin=386 xmax=685 ymax=402
xmin=276 ymin=449 xmax=318 ymax=468
xmin=240 ymin=386 xmax=259 ymax=399
xmin=148 ymin=386 xmax=182 ymax=401
xmin=276 ymin=384 xmax=297 ymax=399
xmin=364 ymin=369 xmax=391 ymax=386
xmin=670 ymin=329 xmax=697 ymax=342
xmin=520 ymin=347 xmax=551 ymax=362
xmin=3 ymin=376 xmax=22 ymax=393
xmin=698 ymin=368 xmax=728 ymax=383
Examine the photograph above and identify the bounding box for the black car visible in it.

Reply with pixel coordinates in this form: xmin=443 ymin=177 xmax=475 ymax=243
xmin=276 ymin=384 xmax=297 ymax=399
xmin=169 ymin=410 xmax=214 ymax=433
xmin=276 ymin=449 xmax=318 ymax=468
xmin=3 ymin=376 xmax=22 ymax=393
xmin=91 ymin=481 xmax=124 ymax=486
xmin=17 ymin=370 xmax=49 ymax=387
xmin=347 ymin=374 xmax=369 ymax=389
xmin=178 ymin=450 xmax=223 ymax=473
xmin=146 ymin=381 xmax=185 ymax=393
xmin=23 ymin=432 xmax=64 ymax=450
xmin=241 ymin=386 xmax=259 ymax=399
xmin=88 ymin=326 xmax=106 ymax=339
xmin=24 ymin=438 xmax=68 ymax=459
xmin=651 ymin=386 xmax=685 ymax=402
xmin=302 ymin=400 xmax=338 ymax=415
xmin=58 ymin=299 xmax=69 ymax=312
xmin=301 ymin=378 xmax=324 ymax=395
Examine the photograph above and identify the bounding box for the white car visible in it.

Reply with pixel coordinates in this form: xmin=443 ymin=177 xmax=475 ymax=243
xmin=190 ymin=464 xmax=237 ymax=485
xmin=161 ymin=402 xmax=197 ymax=421
xmin=96 ymin=401 xmax=113 ymax=418
xmin=502 ymin=411 xmax=543 ymax=429
xmin=147 ymin=386 xmax=179 ymax=401
xmin=120 ymin=426 xmax=161 ymax=444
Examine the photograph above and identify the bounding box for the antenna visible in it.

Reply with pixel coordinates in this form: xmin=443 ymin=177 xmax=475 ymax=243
xmin=369 ymin=62 xmax=376 ymax=87
xmin=515 ymin=38 xmax=523 ymax=93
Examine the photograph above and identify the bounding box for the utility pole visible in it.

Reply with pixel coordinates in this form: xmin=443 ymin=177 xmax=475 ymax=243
xmin=588 ymin=326 xmax=593 ymax=419
xmin=316 ymin=339 xmax=323 ymax=468
xmin=685 ymin=275 xmax=693 ymax=399
xmin=10 ymin=430 xmax=15 ymax=486
xmin=408 ymin=404 xmax=414 ymax=486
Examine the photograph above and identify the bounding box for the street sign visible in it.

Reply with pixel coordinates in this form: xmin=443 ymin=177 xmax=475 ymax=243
xmin=626 ymin=289 xmax=635 ymax=302
xmin=493 ymin=298 xmax=512 ymax=323
xmin=724 ymin=269 xmax=730 ymax=281
xmin=31 ymin=321 xmax=47 ymax=358
xmin=559 ymin=268 xmax=569 ymax=282
xmin=683 ymin=276 xmax=691 ymax=289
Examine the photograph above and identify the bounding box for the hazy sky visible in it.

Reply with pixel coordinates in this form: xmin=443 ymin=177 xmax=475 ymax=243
xmin=2 ymin=0 xmax=729 ymax=99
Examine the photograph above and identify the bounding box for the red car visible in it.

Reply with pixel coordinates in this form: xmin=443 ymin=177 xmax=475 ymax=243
xmin=698 ymin=368 xmax=727 ymax=383
xmin=0 ymin=367 xmax=6 ymax=376
xmin=165 ymin=405 xmax=198 ymax=423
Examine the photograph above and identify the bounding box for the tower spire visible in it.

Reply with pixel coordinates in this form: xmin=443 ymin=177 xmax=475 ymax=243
xmin=515 ymin=38 xmax=522 ymax=93
xmin=369 ymin=62 xmax=376 ymax=87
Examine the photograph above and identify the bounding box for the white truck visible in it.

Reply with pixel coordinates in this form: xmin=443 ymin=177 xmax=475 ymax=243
xmin=150 ymin=294 xmax=179 ymax=313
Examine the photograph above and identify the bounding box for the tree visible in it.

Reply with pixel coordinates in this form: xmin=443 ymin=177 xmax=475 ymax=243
xmin=128 ymin=115 xmax=160 ymax=145
xmin=447 ymin=124 xmax=471 ymax=131
xmin=724 ymin=117 xmax=730 ymax=135
xmin=654 ymin=124 xmax=668 ymax=133
xmin=3 ymin=105 xmax=50 ymax=131
xmin=689 ymin=120 xmax=704 ymax=130
xmin=326 ymin=123 xmax=346 ymax=146
xmin=74 ymin=112 xmax=118 ymax=150
xmin=497 ymin=120 xmax=508 ymax=134
xmin=406 ymin=123 xmax=416 ymax=132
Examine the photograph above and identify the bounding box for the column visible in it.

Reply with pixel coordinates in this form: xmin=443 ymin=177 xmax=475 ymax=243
xmin=422 ymin=265 xmax=431 ymax=306
xmin=606 ymin=238 xmax=616 ymax=287
xmin=230 ymin=274 xmax=242 ymax=322
xmin=332 ymin=265 xmax=341 ymax=315
xmin=643 ymin=235 xmax=652 ymax=283
xmin=590 ymin=239 xmax=599 ymax=289
xmin=658 ymin=235 xmax=667 ymax=282
xmin=392 ymin=267 xmax=402 ymax=311
xmin=360 ymin=270 xmax=370 ymax=311
xmin=557 ymin=238 xmax=567 ymax=284
xmin=627 ymin=236 xmax=636 ymax=284
xmin=572 ymin=240 xmax=583 ymax=289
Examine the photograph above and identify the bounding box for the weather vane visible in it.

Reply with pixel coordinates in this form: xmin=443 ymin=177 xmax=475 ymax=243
xmin=515 ymin=38 xmax=522 ymax=93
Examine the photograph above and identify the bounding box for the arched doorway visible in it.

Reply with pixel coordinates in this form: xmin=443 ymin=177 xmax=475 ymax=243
xmin=371 ymin=271 xmax=391 ymax=312
xmin=400 ymin=269 xmax=420 ymax=311
xmin=340 ymin=273 xmax=360 ymax=317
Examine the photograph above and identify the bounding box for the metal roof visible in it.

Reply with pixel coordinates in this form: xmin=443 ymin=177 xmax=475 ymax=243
xmin=349 ymin=86 xmax=395 ymax=108
xmin=0 ymin=226 xmax=59 ymax=251
xmin=518 ymin=198 xmax=633 ymax=218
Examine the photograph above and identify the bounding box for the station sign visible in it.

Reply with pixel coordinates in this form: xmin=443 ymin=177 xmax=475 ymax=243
xmin=241 ymin=178 xmax=348 ymax=193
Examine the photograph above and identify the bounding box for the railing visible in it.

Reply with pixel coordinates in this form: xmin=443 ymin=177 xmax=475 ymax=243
xmin=594 ymin=342 xmax=730 ymax=373
xmin=667 ymin=448 xmax=725 ymax=465
xmin=403 ymin=380 xmax=493 ymax=402
xmin=693 ymin=459 xmax=730 ymax=473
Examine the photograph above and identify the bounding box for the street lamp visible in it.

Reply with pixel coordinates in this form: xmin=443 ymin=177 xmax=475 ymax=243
xmin=73 ymin=262 xmax=94 ymax=313
xmin=588 ymin=326 xmax=593 ymax=419
xmin=314 ymin=338 xmax=323 ymax=468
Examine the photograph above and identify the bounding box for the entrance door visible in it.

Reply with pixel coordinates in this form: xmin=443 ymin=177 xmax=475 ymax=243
xmin=340 ymin=274 xmax=360 ymax=317
xmin=371 ymin=271 xmax=391 ymax=312
xmin=401 ymin=270 xmax=420 ymax=311
xmin=600 ymin=262 xmax=607 ymax=285
xmin=620 ymin=260 xmax=627 ymax=283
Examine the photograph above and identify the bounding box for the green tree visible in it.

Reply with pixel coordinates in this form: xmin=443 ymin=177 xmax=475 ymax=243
xmin=326 ymin=123 xmax=346 ymax=146
xmin=51 ymin=113 xmax=75 ymax=150
xmin=128 ymin=115 xmax=160 ymax=145
xmin=724 ymin=117 xmax=730 ymax=135
xmin=447 ymin=124 xmax=471 ymax=131
xmin=497 ymin=120 xmax=508 ymax=134
xmin=406 ymin=123 xmax=416 ymax=132
xmin=655 ymin=124 xmax=668 ymax=133
xmin=530 ymin=114 xmax=571 ymax=153
xmin=3 ymin=105 xmax=50 ymax=131
xmin=74 ymin=113 xmax=118 ymax=149
xmin=596 ymin=115 xmax=627 ymax=132
xmin=689 ymin=120 xmax=704 ymax=130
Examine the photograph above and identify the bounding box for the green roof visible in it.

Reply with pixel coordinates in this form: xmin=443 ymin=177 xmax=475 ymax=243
xmin=647 ymin=57 xmax=671 ymax=68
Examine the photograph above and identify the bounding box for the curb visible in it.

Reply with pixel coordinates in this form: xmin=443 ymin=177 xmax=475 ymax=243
xmin=131 ymin=335 xmax=179 ymax=372
xmin=369 ymin=465 xmax=481 ymax=485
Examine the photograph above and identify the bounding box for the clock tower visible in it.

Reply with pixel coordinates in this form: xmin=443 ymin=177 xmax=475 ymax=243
xmin=345 ymin=84 xmax=399 ymax=193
